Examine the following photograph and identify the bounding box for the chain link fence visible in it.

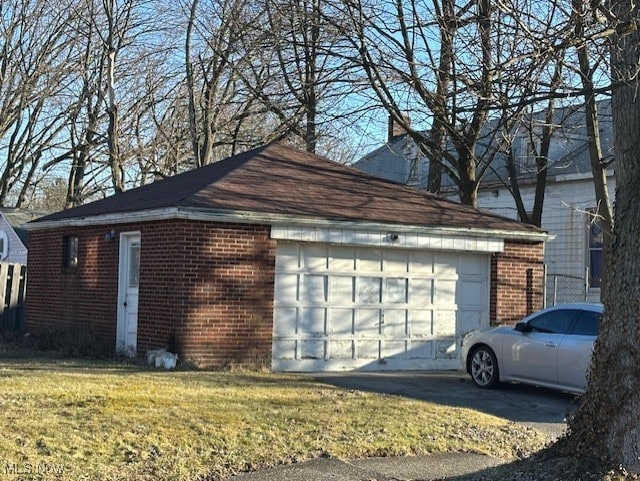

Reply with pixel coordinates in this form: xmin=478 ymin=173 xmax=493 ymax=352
xmin=545 ymin=272 xmax=601 ymax=306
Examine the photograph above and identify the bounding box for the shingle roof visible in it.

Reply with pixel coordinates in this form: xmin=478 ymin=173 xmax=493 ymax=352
xmin=1 ymin=208 xmax=51 ymax=246
xmin=33 ymin=143 xmax=543 ymax=235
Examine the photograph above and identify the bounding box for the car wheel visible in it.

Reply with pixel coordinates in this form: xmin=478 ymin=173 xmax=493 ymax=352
xmin=470 ymin=346 xmax=499 ymax=389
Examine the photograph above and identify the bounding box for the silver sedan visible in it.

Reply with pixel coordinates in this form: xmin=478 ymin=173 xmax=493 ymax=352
xmin=461 ymin=303 xmax=602 ymax=394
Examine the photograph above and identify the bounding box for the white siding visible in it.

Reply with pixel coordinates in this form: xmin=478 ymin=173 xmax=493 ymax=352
xmin=469 ymin=176 xmax=614 ymax=304
xmin=0 ymin=214 xmax=27 ymax=265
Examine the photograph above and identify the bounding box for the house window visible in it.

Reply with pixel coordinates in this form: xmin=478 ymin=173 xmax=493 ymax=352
xmin=64 ymin=236 xmax=79 ymax=270
xmin=587 ymin=213 xmax=603 ymax=288
xmin=0 ymin=230 xmax=8 ymax=260
xmin=519 ymin=137 xmax=537 ymax=172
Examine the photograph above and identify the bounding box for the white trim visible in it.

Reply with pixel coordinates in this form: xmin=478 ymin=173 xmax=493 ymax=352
xmin=117 ymin=231 xmax=141 ymax=357
xmin=271 ymin=225 xmax=504 ymax=253
xmin=25 ymin=207 xmax=548 ymax=243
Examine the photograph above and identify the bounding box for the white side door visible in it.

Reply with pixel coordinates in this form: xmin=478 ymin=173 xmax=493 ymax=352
xmin=117 ymin=233 xmax=141 ymax=357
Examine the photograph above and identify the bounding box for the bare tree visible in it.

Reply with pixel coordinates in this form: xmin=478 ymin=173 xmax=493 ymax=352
xmin=185 ymin=0 xmax=271 ymax=166
xmin=339 ymin=0 xmax=561 ymax=207
xmin=0 ymin=0 xmax=75 ymax=207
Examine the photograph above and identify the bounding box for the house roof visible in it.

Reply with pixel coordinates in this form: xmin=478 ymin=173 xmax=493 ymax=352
xmin=354 ymin=100 xmax=614 ymax=190
xmin=31 ymin=143 xmax=543 ymax=237
xmin=1 ymin=208 xmax=51 ymax=247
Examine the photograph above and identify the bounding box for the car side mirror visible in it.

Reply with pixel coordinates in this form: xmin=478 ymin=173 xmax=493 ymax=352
xmin=515 ymin=321 xmax=532 ymax=333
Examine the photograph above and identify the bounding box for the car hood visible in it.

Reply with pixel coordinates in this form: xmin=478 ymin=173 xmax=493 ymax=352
xmin=465 ymin=324 xmax=515 ymax=338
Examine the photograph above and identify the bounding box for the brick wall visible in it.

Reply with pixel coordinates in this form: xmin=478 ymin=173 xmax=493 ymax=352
xmin=490 ymin=240 xmax=545 ymax=324
xmin=25 ymin=225 xmax=120 ymax=344
xmin=26 ymin=220 xmax=276 ymax=368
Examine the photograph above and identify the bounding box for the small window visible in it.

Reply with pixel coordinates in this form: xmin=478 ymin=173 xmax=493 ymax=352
xmin=128 ymin=242 xmax=140 ymax=288
xmin=571 ymin=310 xmax=601 ymax=337
xmin=64 ymin=236 xmax=78 ymax=269
xmin=528 ymin=309 xmax=578 ymax=334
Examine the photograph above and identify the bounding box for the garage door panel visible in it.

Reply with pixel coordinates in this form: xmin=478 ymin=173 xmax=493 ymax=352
xmin=355 ymin=309 xmax=381 ymax=336
xmin=276 ymin=243 xmax=299 ymax=270
xmin=357 ymin=249 xmax=382 ymax=271
xmin=435 ymin=339 xmax=458 ymax=359
xmin=458 ymin=310 xmax=486 ymax=335
xmin=409 ymin=309 xmax=433 ymax=336
xmin=275 ymin=273 xmax=299 ymax=300
xmin=300 ymin=340 xmax=325 ymax=359
xmin=434 ymin=310 xmax=456 ymax=336
xmin=382 ymin=309 xmax=407 ymax=337
xmin=409 ymin=252 xmax=434 ymax=273
xmin=273 ymin=307 xmax=297 ymax=336
xmin=459 ymin=256 xmax=486 ymax=275
xmin=299 ymin=307 xmax=326 ymax=335
xmin=383 ymin=250 xmax=408 ymax=272
xmin=434 ymin=254 xmax=458 ymax=275
xmin=330 ymin=276 xmax=354 ymax=303
xmin=434 ymin=280 xmax=457 ymax=306
xmin=410 ymin=278 xmax=433 ymax=307
xmin=329 ymin=340 xmax=353 ymax=359
xmin=328 ymin=308 xmax=354 ymax=335
xmin=302 ymin=275 xmax=327 ymax=302
xmin=356 ymin=340 xmax=379 ymax=359
xmin=384 ymin=277 xmax=407 ymax=303
xmin=273 ymin=340 xmax=296 ymax=360
xmin=301 ymin=245 xmax=328 ymax=270
xmin=459 ymin=279 xmax=485 ymax=306
xmin=357 ymin=277 xmax=381 ymax=303
xmin=382 ymin=340 xmax=406 ymax=358
xmin=408 ymin=341 xmax=434 ymax=359
xmin=329 ymin=246 xmax=356 ymax=270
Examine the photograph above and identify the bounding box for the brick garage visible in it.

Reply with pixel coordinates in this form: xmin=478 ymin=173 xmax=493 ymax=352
xmin=25 ymin=143 xmax=547 ymax=370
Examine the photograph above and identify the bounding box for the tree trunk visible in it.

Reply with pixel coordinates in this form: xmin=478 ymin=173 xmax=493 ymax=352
xmin=186 ymin=0 xmax=202 ymax=167
xmin=563 ymin=5 xmax=640 ymax=471
xmin=573 ymin=0 xmax=614 ymax=299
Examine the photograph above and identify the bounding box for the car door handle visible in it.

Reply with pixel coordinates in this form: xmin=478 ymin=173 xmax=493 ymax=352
xmin=544 ymin=342 xmax=557 ymax=347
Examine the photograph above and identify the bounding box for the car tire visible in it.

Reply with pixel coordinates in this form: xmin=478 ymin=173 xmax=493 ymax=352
xmin=469 ymin=346 xmax=500 ymax=389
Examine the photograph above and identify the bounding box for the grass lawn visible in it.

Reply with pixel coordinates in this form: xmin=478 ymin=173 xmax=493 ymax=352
xmin=0 ymin=356 xmax=547 ymax=481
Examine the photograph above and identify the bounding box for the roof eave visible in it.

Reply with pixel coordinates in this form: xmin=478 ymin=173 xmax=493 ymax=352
xmin=26 ymin=206 xmax=548 ymax=243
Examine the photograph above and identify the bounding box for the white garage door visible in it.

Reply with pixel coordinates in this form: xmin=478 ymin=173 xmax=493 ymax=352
xmin=272 ymin=242 xmax=489 ymax=372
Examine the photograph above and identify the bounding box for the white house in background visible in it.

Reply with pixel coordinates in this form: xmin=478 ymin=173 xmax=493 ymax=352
xmin=354 ymin=102 xmax=614 ymax=305
xmin=0 ymin=209 xmax=49 ymax=265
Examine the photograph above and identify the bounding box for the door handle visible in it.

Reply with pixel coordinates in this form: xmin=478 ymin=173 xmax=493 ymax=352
xmin=544 ymin=342 xmax=557 ymax=347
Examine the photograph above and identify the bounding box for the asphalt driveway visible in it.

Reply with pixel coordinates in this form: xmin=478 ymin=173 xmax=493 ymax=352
xmin=229 ymin=371 xmax=575 ymax=480
xmin=309 ymin=370 xmax=576 ymax=439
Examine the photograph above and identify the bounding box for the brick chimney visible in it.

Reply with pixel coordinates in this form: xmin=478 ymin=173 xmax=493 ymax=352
xmin=388 ymin=113 xmax=411 ymax=143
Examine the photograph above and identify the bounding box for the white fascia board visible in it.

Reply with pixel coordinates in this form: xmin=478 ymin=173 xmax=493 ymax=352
xmin=25 ymin=206 xmax=548 ymax=244
xmin=271 ymin=225 xmax=505 ymax=253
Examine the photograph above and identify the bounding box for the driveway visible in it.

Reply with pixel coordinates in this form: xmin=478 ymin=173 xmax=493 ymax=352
xmin=309 ymin=370 xmax=576 ymax=439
